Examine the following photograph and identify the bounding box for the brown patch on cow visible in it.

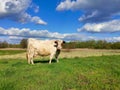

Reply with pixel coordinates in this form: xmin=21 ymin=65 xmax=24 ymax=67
xmin=54 ymin=41 xmax=58 ymax=47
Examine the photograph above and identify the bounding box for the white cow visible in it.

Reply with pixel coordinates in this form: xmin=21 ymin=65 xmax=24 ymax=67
xmin=26 ymin=38 xmax=65 ymax=64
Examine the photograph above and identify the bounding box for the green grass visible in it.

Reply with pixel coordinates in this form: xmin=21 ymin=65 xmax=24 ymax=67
xmin=0 ymin=55 xmax=120 ymax=90
xmin=0 ymin=50 xmax=26 ymax=55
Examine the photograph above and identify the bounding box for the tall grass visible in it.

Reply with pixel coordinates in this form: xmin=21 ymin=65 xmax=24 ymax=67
xmin=0 ymin=55 xmax=120 ymax=90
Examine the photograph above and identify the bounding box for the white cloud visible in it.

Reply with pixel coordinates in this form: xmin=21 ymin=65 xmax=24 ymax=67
xmin=1 ymin=27 xmax=120 ymax=43
xmin=30 ymin=3 xmax=40 ymax=13
xmin=78 ymin=19 xmax=120 ymax=33
xmin=0 ymin=27 xmax=95 ymax=42
xmin=57 ymin=0 xmax=120 ymax=22
xmin=56 ymin=0 xmax=76 ymax=11
xmin=111 ymin=37 xmax=120 ymax=42
xmin=0 ymin=0 xmax=46 ymax=25
xmin=31 ymin=16 xmax=47 ymax=25
xmin=104 ymin=37 xmax=120 ymax=42
xmin=79 ymin=10 xmax=99 ymax=22
xmin=56 ymin=0 xmax=88 ymax=11
xmin=33 ymin=5 xmax=39 ymax=13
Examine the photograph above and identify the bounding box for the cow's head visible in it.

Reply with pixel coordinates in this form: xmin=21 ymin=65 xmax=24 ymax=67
xmin=54 ymin=40 xmax=65 ymax=50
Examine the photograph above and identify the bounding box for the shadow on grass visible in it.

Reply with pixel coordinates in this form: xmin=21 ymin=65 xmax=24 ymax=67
xmin=34 ymin=59 xmax=57 ymax=64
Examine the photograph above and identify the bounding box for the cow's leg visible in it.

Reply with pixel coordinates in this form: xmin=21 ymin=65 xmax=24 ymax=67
xmin=26 ymin=53 xmax=31 ymax=64
xmin=28 ymin=56 xmax=31 ymax=64
xmin=28 ymin=49 xmax=34 ymax=64
xmin=28 ymin=54 xmax=34 ymax=64
xmin=30 ymin=53 xmax=34 ymax=64
xmin=55 ymin=50 xmax=60 ymax=63
xmin=30 ymin=57 xmax=34 ymax=64
xmin=55 ymin=56 xmax=59 ymax=63
xmin=49 ymin=53 xmax=55 ymax=64
xmin=55 ymin=54 xmax=59 ymax=63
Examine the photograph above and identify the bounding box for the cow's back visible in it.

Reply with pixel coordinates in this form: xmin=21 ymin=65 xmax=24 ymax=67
xmin=27 ymin=38 xmax=40 ymax=48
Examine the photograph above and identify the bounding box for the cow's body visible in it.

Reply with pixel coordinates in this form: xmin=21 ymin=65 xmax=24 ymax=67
xmin=26 ymin=38 xmax=65 ymax=64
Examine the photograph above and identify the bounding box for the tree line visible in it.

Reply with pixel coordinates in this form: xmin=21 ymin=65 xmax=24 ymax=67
xmin=0 ymin=39 xmax=27 ymax=48
xmin=63 ymin=40 xmax=120 ymax=49
xmin=0 ymin=39 xmax=120 ymax=49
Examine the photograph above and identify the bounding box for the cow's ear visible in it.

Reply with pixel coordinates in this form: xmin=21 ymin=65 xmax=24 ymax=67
xmin=63 ymin=41 xmax=66 ymax=44
xmin=54 ymin=41 xmax=58 ymax=44
xmin=54 ymin=40 xmax=58 ymax=47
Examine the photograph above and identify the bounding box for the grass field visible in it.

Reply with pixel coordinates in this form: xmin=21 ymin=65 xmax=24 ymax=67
xmin=0 ymin=49 xmax=120 ymax=90
xmin=0 ymin=50 xmax=25 ymax=55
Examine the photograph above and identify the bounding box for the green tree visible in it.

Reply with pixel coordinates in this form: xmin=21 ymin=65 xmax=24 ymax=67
xmin=20 ymin=39 xmax=27 ymax=48
xmin=0 ymin=41 xmax=8 ymax=48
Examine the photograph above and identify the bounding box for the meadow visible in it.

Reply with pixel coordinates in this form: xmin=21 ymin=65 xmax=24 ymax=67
xmin=0 ymin=49 xmax=120 ymax=90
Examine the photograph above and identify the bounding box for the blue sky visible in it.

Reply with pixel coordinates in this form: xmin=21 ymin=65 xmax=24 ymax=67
xmin=0 ymin=0 xmax=120 ymax=43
